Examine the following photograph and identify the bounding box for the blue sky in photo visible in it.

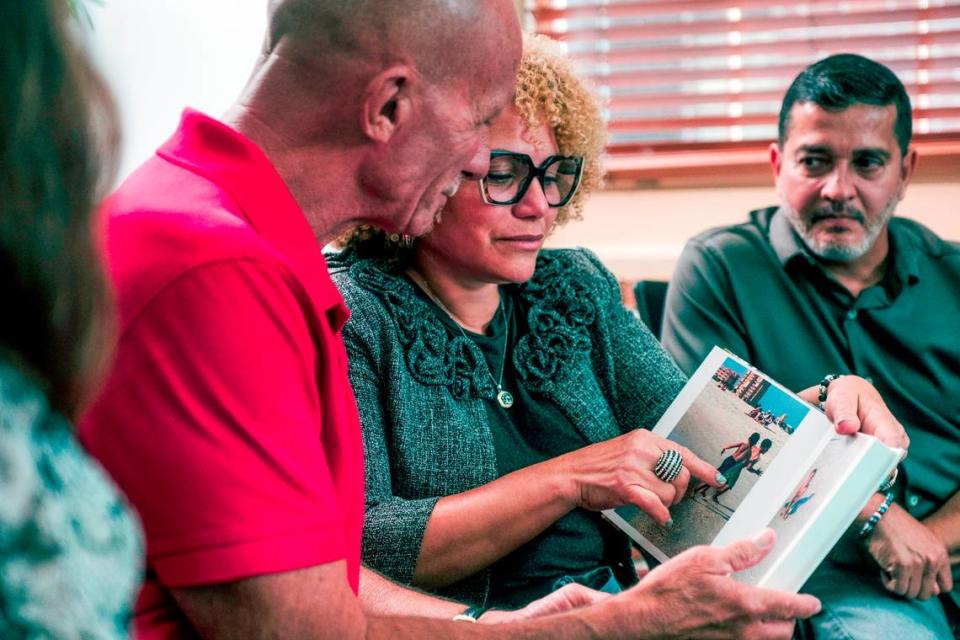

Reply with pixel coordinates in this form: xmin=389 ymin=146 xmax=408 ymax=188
xmin=720 ymin=357 xmax=809 ymax=427
xmin=721 ymin=357 xmax=748 ymax=376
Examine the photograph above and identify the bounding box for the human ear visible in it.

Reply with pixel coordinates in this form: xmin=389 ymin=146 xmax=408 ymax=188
xmin=897 ymin=148 xmax=919 ymax=201
xmin=769 ymin=142 xmax=783 ymax=180
xmin=360 ymin=65 xmax=414 ymax=143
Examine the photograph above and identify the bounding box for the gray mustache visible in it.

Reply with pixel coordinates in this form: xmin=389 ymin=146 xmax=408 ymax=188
xmin=810 ymin=207 xmax=865 ymax=224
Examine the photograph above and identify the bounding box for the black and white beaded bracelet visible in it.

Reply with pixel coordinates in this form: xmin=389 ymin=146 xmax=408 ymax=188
xmin=817 ymin=373 xmax=843 ymax=411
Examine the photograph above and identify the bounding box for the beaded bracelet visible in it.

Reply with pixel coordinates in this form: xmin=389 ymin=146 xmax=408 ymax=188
xmin=878 ymin=467 xmax=899 ymax=493
xmin=817 ymin=373 xmax=843 ymax=411
xmin=859 ymin=491 xmax=895 ymax=539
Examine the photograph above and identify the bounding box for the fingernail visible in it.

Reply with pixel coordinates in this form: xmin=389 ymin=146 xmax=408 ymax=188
xmin=835 ymin=417 xmax=858 ymax=430
xmin=715 ymin=472 xmax=727 ymax=485
xmin=665 ymin=518 xmax=674 ymax=529
xmin=751 ymin=528 xmax=775 ymax=550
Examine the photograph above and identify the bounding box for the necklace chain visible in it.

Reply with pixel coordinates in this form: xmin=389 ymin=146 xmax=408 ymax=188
xmin=406 ymin=269 xmax=514 ymax=409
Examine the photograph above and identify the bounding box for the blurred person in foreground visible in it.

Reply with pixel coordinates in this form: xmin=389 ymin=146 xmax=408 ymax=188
xmin=0 ymin=0 xmax=143 ymax=637
xmin=330 ymin=34 xmax=907 ymax=636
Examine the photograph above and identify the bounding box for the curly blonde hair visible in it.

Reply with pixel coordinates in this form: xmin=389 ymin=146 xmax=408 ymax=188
xmin=514 ymin=32 xmax=606 ymax=226
xmin=337 ymin=32 xmax=606 ymax=250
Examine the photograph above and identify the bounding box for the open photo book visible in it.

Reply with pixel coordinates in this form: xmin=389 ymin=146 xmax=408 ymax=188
xmin=603 ymin=346 xmax=902 ymax=593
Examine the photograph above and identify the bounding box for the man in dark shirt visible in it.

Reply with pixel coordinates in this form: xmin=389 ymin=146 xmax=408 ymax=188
xmin=663 ymin=53 xmax=959 ymax=638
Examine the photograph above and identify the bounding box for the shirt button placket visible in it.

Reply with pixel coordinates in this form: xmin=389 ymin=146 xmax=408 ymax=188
xmin=844 ymin=307 xmax=867 ymax=383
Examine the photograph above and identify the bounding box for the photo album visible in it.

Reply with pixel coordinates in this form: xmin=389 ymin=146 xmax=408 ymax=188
xmin=603 ymin=346 xmax=902 ymax=593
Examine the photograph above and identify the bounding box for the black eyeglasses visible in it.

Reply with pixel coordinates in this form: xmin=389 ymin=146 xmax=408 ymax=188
xmin=479 ymin=151 xmax=584 ymax=207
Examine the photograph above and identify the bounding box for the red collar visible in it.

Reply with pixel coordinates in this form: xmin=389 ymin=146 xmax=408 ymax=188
xmin=158 ymin=109 xmax=348 ymax=331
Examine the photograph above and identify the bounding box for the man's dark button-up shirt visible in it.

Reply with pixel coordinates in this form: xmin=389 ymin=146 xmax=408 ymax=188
xmin=662 ymin=207 xmax=960 ymax=596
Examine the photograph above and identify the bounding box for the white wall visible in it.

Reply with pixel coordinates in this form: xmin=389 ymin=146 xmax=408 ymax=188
xmin=87 ymin=1 xmax=266 ymax=181
xmin=545 ymin=182 xmax=960 ymax=281
xmin=87 ymin=2 xmax=959 ymax=283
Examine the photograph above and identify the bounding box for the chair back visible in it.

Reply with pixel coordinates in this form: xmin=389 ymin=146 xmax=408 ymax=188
xmin=633 ymin=280 xmax=669 ymax=339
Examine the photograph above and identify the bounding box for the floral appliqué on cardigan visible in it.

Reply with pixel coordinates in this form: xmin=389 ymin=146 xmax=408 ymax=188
xmin=349 ymin=251 xmax=596 ymax=397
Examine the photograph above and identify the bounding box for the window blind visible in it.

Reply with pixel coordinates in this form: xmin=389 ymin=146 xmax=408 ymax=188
xmin=528 ymin=1 xmax=960 ymax=186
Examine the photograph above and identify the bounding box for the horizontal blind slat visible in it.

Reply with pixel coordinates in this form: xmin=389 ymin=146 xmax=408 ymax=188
xmin=530 ymin=0 xmax=960 ymax=179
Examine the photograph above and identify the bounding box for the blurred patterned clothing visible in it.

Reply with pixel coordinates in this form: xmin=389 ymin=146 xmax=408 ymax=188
xmin=0 ymin=360 xmax=142 ymax=638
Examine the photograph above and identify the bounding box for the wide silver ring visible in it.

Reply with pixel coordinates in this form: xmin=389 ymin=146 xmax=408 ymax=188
xmin=653 ymin=449 xmax=684 ymax=483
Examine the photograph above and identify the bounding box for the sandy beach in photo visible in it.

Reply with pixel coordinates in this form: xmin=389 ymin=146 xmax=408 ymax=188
xmin=627 ymin=379 xmax=802 ymax=556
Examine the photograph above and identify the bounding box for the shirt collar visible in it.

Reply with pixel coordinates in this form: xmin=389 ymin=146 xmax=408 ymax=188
xmin=767 ymin=206 xmax=813 ymax=268
xmin=158 ymin=109 xmax=348 ymax=331
xmin=887 ymin=225 xmax=921 ymax=291
xmin=766 ymin=206 xmax=921 ymax=295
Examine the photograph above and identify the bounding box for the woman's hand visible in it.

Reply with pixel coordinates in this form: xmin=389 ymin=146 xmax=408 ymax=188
xmin=414 ymin=430 xmax=717 ymax=587
xmin=549 ymin=429 xmax=724 ymax=526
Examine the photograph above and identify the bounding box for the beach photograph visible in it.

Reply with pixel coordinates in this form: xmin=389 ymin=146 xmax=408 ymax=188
xmin=734 ymin=435 xmax=854 ymax=585
xmin=625 ymin=357 xmax=811 ymax=557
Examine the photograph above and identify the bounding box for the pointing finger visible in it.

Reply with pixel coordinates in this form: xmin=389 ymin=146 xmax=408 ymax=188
xmin=674 ymin=444 xmax=726 ymax=487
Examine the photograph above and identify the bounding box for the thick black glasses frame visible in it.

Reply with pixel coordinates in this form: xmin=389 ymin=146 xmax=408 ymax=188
xmin=479 ymin=151 xmax=584 ymax=207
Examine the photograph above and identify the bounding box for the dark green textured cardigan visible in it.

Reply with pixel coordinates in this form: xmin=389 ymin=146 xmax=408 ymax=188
xmin=328 ymin=247 xmax=687 ymax=606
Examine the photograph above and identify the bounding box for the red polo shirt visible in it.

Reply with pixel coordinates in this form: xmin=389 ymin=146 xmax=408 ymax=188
xmin=80 ymin=110 xmax=364 ymax=639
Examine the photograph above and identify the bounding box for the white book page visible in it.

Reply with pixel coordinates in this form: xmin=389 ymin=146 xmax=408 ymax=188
xmin=735 ymin=433 xmax=900 ymax=591
xmin=607 ymin=347 xmax=835 ymax=559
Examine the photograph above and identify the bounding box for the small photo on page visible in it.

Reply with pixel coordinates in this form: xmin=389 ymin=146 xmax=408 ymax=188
xmin=735 ymin=435 xmax=867 ymax=586
xmin=779 ymin=467 xmax=819 ymax=521
xmin=629 ymin=356 xmax=811 ymax=557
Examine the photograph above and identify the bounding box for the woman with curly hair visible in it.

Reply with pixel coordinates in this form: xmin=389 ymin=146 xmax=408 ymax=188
xmin=330 ymin=33 xmax=722 ymax=610
xmin=328 ymin=33 xmax=902 ymax=614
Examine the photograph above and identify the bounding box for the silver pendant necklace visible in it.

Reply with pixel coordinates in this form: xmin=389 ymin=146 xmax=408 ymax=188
xmin=407 ymin=269 xmax=514 ymax=409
